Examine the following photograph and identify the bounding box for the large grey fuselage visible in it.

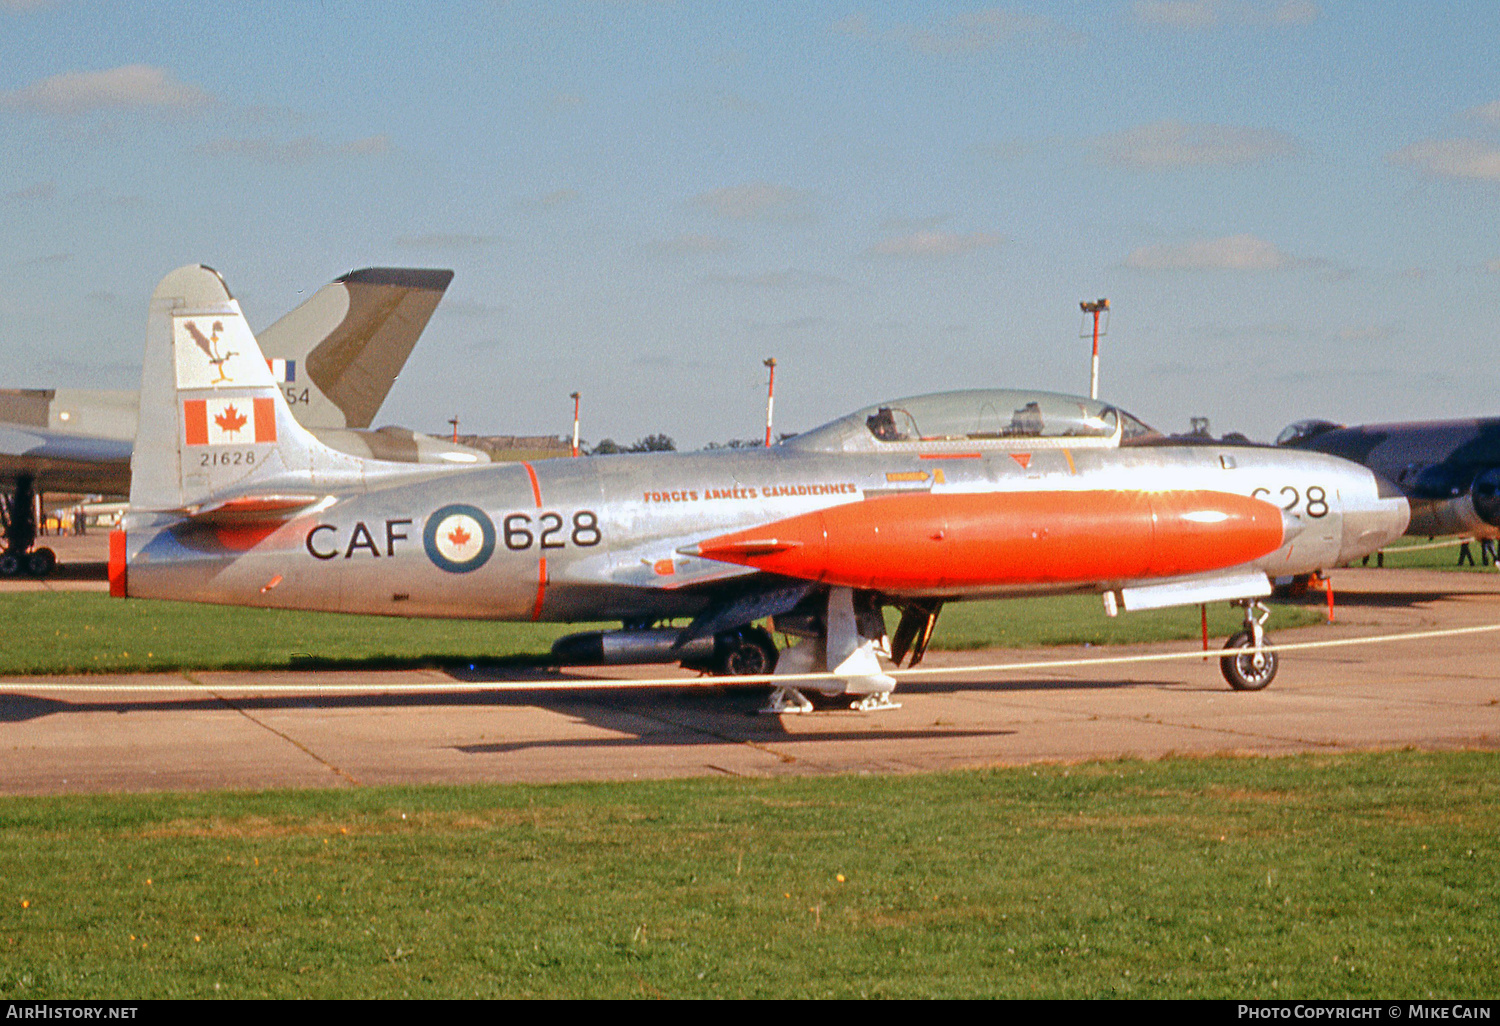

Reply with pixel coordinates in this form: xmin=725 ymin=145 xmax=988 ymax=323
xmin=1283 ymin=417 xmax=1500 ymax=538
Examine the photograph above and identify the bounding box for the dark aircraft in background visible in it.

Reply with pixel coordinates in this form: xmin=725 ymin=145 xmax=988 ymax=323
xmin=1277 ymin=418 xmax=1500 ymax=540
xmin=0 ymin=268 xmax=487 ymax=576
xmin=111 ymin=265 xmax=1409 ymax=705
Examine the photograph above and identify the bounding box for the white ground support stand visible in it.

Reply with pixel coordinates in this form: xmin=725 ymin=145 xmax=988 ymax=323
xmin=761 ymin=587 xmax=900 ymax=713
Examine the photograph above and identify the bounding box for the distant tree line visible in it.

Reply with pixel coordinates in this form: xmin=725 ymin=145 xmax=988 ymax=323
xmin=587 ymin=433 xmax=677 ymax=455
xmin=583 ymin=431 xmax=798 ymax=455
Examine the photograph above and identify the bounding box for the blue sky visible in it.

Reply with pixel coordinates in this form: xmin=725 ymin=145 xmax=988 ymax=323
xmin=3 ymin=1 xmax=1500 ymax=447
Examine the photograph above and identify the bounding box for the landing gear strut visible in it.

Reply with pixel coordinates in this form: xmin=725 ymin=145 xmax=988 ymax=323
xmin=1221 ymin=600 xmax=1278 ymax=691
xmin=763 ymin=587 xmax=901 ymax=713
xmin=0 ymin=474 xmax=55 ymax=578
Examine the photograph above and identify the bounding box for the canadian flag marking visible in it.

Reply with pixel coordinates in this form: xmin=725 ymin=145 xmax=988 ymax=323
xmin=183 ymin=397 xmax=277 ymax=446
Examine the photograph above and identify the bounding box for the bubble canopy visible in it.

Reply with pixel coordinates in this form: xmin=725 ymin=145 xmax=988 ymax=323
xmin=785 ymin=389 xmax=1159 ymax=454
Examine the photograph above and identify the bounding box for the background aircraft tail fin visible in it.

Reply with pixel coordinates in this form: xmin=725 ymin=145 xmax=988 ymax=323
xmin=129 ymin=265 xmax=364 ymax=512
xmin=257 ymin=267 xmax=453 ymax=430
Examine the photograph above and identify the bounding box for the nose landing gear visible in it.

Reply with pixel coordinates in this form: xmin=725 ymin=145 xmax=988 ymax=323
xmin=1221 ymin=599 xmax=1278 ymax=691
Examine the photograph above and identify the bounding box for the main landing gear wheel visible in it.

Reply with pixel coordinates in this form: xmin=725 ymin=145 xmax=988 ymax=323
xmin=0 ymin=552 xmax=19 ymax=578
xmin=716 ymin=626 xmax=778 ymax=676
xmin=26 ymin=547 xmax=55 ymax=578
xmin=1220 ymin=631 xmax=1278 ymax=691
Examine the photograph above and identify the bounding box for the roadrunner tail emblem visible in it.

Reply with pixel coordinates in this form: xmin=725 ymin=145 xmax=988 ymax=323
xmin=184 ymin=320 xmax=237 ymax=384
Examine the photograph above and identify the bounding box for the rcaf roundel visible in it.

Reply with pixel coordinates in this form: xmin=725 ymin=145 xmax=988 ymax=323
xmin=423 ymin=504 xmax=496 ymax=574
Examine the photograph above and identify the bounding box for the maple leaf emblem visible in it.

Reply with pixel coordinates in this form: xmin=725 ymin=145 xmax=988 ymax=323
xmin=215 ymin=404 xmax=248 ymax=435
xmin=446 ymin=524 xmax=472 ymax=548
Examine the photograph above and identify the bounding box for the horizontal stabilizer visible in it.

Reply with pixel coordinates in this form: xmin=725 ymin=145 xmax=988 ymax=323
xmin=181 ymin=494 xmax=324 ymax=524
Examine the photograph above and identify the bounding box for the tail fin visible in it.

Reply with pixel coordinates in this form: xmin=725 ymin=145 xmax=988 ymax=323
xmin=256 ymin=267 xmax=453 ymax=430
xmin=130 ymin=265 xmax=357 ymax=512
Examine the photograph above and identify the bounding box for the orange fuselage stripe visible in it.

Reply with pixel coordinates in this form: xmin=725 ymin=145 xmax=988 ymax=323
xmin=522 ymin=461 xmax=546 ymax=619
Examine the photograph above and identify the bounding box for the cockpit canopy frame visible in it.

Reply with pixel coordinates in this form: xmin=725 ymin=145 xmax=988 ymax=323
xmin=785 ymin=388 xmax=1158 ymax=455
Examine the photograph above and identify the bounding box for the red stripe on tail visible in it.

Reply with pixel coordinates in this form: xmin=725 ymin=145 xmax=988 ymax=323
xmin=254 ymin=397 xmax=276 ymax=443
xmin=183 ymin=400 xmax=208 ymax=446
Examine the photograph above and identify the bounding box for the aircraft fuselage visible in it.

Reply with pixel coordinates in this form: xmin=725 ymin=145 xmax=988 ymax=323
xmin=121 ymin=440 xmax=1404 ymax=625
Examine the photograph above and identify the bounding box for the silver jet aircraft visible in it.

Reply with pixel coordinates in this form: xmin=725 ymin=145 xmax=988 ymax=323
xmin=0 ymin=267 xmax=486 ymax=576
xmin=115 ymin=266 xmax=1410 ymax=707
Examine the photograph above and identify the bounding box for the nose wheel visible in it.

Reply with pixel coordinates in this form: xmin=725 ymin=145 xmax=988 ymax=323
xmin=1220 ymin=600 xmax=1277 ymax=691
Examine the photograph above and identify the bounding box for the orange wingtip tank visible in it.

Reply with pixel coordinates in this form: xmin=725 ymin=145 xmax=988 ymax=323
xmin=691 ymin=489 xmax=1286 ymax=591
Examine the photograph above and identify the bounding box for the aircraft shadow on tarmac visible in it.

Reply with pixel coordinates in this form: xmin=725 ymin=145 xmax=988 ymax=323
xmin=1323 ymin=589 xmax=1500 ymax=609
xmin=448 ymin=664 xmax=1183 ymax=695
xmin=453 ymin=727 xmax=1013 ymax=756
xmin=0 ymin=667 xmax=1190 ymax=738
xmin=0 ymin=687 xmax=1017 ymax=753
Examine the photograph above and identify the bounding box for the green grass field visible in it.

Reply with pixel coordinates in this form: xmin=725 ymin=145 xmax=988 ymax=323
xmin=0 ymin=592 xmax=1324 ymax=676
xmin=1374 ymin=536 xmax=1500 ymax=573
xmin=0 ymin=750 xmax=1494 ymax=999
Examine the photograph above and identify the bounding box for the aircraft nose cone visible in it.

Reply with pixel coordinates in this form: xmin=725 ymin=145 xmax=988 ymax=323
xmin=1339 ymin=470 xmax=1411 ymax=564
xmin=1280 ymin=508 xmax=1306 ymax=546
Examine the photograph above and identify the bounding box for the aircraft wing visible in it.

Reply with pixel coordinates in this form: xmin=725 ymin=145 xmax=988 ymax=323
xmin=0 ymin=423 xmax=131 ymax=493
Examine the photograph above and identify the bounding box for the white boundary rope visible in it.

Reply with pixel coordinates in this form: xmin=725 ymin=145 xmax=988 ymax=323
xmin=1380 ymin=538 xmax=1478 ymax=553
xmin=7 ymin=620 xmax=1500 ymax=694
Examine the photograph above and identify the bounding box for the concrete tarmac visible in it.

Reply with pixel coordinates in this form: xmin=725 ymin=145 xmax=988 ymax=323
xmin=1 ymin=565 xmax=1497 ymax=795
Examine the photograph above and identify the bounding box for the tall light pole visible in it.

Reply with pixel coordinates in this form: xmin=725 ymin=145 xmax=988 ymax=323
xmin=1079 ymin=298 xmax=1109 ymax=400
xmin=763 ymin=357 xmax=777 ymax=447
xmin=569 ymin=392 xmax=581 ymax=457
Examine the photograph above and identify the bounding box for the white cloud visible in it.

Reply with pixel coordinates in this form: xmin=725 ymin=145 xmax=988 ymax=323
xmin=836 ymin=8 xmax=1075 ymax=55
xmin=1123 ymin=234 xmax=1293 ymax=271
xmin=199 ymin=134 xmax=392 ymax=164
xmin=701 ymin=269 xmax=844 ymax=289
xmin=1389 ymin=138 xmax=1500 ymax=181
xmin=394 ymin=233 xmax=494 ymax=249
xmin=650 ymin=233 xmax=738 ymax=255
xmin=1133 ymin=1 xmax=1318 ymax=29
xmin=1270 ymin=0 xmax=1319 ymax=24
xmin=869 ymin=230 xmax=1002 ymax=258
xmin=903 ymin=9 xmax=1067 ymax=54
xmin=516 ymin=188 xmax=581 ymax=210
xmin=1333 ymin=324 xmax=1399 ymax=343
xmin=879 ymin=214 xmax=951 ymax=233
xmin=546 ymin=93 xmax=584 ymax=113
xmin=1135 ymin=1 xmax=1218 ymax=28
xmin=690 ymin=182 xmax=814 ymax=222
xmin=5 ymin=180 xmax=54 ymax=201
xmin=1 ymin=65 xmax=212 ymax=116
xmin=1465 ymin=101 xmax=1500 ymax=125
xmin=832 ymin=13 xmax=873 ymax=38
xmin=1087 ymin=120 xmax=1298 ymax=168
